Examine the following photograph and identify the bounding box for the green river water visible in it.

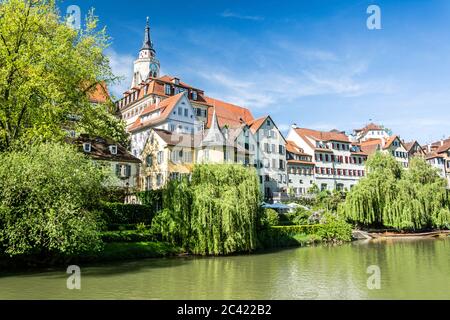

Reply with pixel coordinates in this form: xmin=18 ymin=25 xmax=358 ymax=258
xmin=0 ymin=238 xmax=449 ymax=300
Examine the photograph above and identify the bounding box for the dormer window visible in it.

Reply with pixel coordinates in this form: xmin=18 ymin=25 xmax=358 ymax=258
xmin=165 ymin=84 xmax=171 ymax=95
xmin=83 ymin=143 xmax=91 ymax=153
xmin=173 ymin=78 xmax=180 ymax=85
xmin=192 ymin=91 xmax=198 ymax=100
xmin=109 ymin=145 xmax=118 ymax=155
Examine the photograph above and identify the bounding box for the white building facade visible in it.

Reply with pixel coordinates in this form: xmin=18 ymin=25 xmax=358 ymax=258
xmin=287 ymin=127 xmax=367 ymax=191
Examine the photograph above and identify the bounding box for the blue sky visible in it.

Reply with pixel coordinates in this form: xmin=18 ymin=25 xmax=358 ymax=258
xmin=63 ymin=0 xmax=450 ymax=143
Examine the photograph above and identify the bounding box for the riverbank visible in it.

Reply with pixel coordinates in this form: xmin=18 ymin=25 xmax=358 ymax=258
xmin=0 ymin=225 xmax=344 ymax=270
xmin=0 ymin=241 xmax=183 ymax=270
xmin=353 ymin=229 xmax=450 ymax=240
xmin=1 ymin=238 xmax=449 ymax=300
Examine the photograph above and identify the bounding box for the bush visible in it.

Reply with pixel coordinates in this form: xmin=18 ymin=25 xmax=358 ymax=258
xmin=0 ymin=143 xmax=104 ymax=257
xmin=260 ymin=209 xmax=280 ymax=227
xmin=100 ymin=202 xmax=155 ymax=226
xmin=317 ymin=213 xmax=353 ymax=242
xmin=101 ymin=230 xmax=155 ymax=243
xmin=257 ymin=226 xmax=323 ymax=249
xmin=287 ymin=207 xmax=312 ymax=225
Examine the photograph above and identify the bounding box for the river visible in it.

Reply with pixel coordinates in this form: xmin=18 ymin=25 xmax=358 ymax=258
xmin=0 ymin=238 xmax=449 ymax=300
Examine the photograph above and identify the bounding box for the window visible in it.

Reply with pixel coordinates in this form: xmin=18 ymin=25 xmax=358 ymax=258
xmin=115 ymin=164 xmax=131 ymax=178
xmin=169 ymin=124 xmax=176 ymax=132
xmin=109 ymin=145 xmax=117 ymax=155
xmin=145 ymin=176 xmax=153 ymax=191
xmin=156 ymin=174 xmax=162 ymax=186
xmin=157 ymin=151 xmax=164 ymax=164
xmin=271 ymin=144 xmax=276 ymax=153
xmin=146 ymin=155 xmax=153 ymax=167
xmin=83 ymin=143 xmax=91 ymax=153
xmin=184 ymin=109 xmax=188 ymax=117
xmin=192 ymin=91 xmax=198 ymax=100
xmin=165 ymin=84 xmax=171 ymax=95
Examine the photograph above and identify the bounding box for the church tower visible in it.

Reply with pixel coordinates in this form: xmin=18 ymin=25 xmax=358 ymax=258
xmin=131 ymin=17 xmax=160 ymax=88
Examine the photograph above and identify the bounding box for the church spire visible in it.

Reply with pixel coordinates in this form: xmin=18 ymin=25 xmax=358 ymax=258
xmin=141 ymin=17 xmax=154 ymax=53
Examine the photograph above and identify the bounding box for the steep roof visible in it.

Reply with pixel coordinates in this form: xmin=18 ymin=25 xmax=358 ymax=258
xmin=71 ymin=135 xmax=141 ymax=163
xmin=248 ymin=116 xmax=268 ymax=134
xmin=204 ymin=96 xmax=254 ymax=128
xmin=153 ymin=128 xmax=202 ymax=148
xmin=88 ymin=82 xmax=110 ymax=104
xmin=383 ymin=135 xmax=403 ymax=149
xmin=436 ymin=139 xmax=450 ymax=154
xmin=286 ymin=140 xmax=310 ymax=157
xmin=425 ymin=152 xmax=445 ymax=160
xmin=128 ymin=93 xmax=185 ymax=132
xmin=354 ymin=123 xmax=384 ymax=135
xmin=358 ymin=139 xmax=383 ymax=155
xmin=118 ymin=75 xmax=210 ymax=110
xmin=294 ymin=128 xmax=350 ymax=143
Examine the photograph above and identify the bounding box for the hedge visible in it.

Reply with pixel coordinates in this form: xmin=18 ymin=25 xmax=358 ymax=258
xmin=101 ymin=230 xmax=156 ymax=243
xmin=257 ymin=226 xmax=322 ymax=249
xmin=270 ymin=225 xmax=323 ymax=236
xmin=100 ymin=202 xmax=156 ymax=226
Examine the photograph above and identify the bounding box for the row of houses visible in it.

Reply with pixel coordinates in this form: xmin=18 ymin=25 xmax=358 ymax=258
xmin=76 ymin=18 xmax=450 ymax=201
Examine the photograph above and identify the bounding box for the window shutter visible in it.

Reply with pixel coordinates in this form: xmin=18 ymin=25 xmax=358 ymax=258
xmin=116 ymin=164 xmax=121 ymax=177
xmin=126 ymin=165 xmax=132 ymax=177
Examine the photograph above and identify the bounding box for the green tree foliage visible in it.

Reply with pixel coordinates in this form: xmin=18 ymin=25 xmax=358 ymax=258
xmin=0 ymin=0 xmax=127 ymax=150
xmin=260 ymin=209 xmax=280 ymax=227
xmin=317 ymin=212 xmax=353 ymax=242
xmin=151 ymin=164 xmax=262 ymax=255
xmin=340 ymin=153 xmax=450 ymax=230
xmin=0 ymin=143 xmax=105 ymax=257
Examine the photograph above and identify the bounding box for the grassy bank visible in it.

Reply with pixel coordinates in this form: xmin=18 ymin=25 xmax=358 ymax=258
xmin=80 ymin=242 xmax=183 ymax=262
xmin=0 ymin=241 xmax=183 ymax=270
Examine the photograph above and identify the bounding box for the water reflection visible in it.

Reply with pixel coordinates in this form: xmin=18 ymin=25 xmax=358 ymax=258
xmin=0 ymin=238 xmax=448 ymax=300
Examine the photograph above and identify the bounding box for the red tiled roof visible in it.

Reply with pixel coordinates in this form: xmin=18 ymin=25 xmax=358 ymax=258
xmin=205 ymin=96 xmax=255 ymax=128
xmin=128 ymin=93 xmax=185 ymax=132
xmin=286 ymin=140 xmax=310 ymax=157
xmin=118 ymin=75 xmax=209 ymax=110
xmin=383 ymin=135 xmax=402 ymax=150
xmin=436 ymin=139 xmax=450 ymax=154
xmin=295 ymin=128 xmax=350 ymax=143
xmin=426 ymin=152 xmax=445 ymax=160
xmin=88 ymin=82 xmax=110 ymax=104
xmin=71 ymin=135 xmax=141 ymax=163
xmin=355 ymin=123 xmax=384 ymax=135
xmin=248 ymin=116 xmax=268 ymax=134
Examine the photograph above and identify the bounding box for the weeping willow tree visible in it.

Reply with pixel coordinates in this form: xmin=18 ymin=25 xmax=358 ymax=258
xmin=151 ymin=164 xmax=262 ymax=255
xmin=339 ymin=153 xmax=450 ymax=231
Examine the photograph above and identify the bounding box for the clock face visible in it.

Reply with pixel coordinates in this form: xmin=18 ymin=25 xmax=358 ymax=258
xmin=150 ymin=63 xmax=158 ymax=72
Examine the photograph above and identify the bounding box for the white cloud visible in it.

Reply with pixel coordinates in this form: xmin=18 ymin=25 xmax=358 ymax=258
xmin=105 ymin=48 xmax=135 ymax=98
xmin=221 ymin=10 xmax=264 ymax=21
